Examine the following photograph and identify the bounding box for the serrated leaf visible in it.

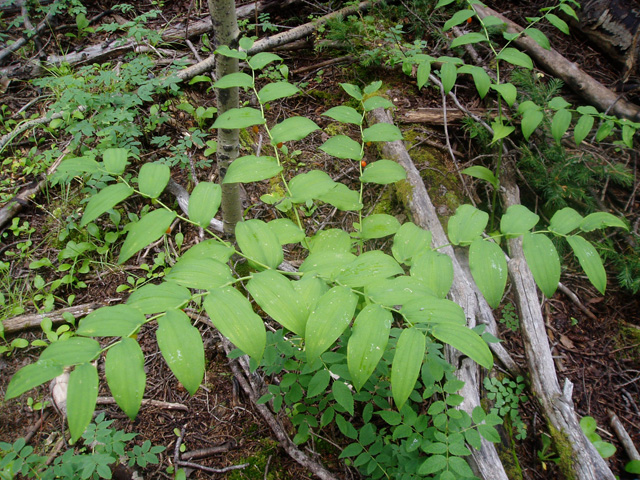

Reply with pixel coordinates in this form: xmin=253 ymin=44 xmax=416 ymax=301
xmin=156 ymin=309 xmax=204 ymax=395
xmin=549 ymin=207 xmax=583 ymax=235
xmin=77 ymin=304 xmax=145 ymax=337
xmin=523 ymin=232 xmax=560 ymax=298
xmin=362 ymin=123 xmax=403 ymax=142
xmin=551 ymin=108 xmax=572 ymax=144
xmin=340 ymin=83 xmax=362 ymax=100
xmin=363 ymin=96 xmax=394 ymax=111
xmin=103 ymin=148 xmax=129 ymax=175
xmin=500 ymin=204 xmax=539 ymax=236
xmin=270 ymin=116 xmax=320 ymax=145
xmin=497 ymin=47 xmax=533 ymax=69
xmin=258 ymin=82 xmax=299 ymax=104
xmin=305 ymin=286 xmax=357 ymax=362
xmin=223 ymin=155 xmax=282 ymax=184
xmin=248 ymin=52 xmax=282 ymax=70
xmin=317 ymin=183 xmax=363 ymax=211
xmin=138 ymin=162 xmax=170 ymax=199
xmin=39 ymin=337 xmax=101 ymax=366
xmin=431 ymin=323 xmax=493 ymax=369
xmin=204 ymin=287 xmax=266 ymax=362
xmin=319 ymin=135 xmax=363 ymax=160
xmin=579 ymin=212 xmax=628 ymax=232
xmin=211 ymin=107 xmax=265 ymax=129
xmin=461 ymin=166 xmax=498 ymax=188
xmin=188 ymin=182 xmax=221 ymax=227
xmin=448 ymin=204 xmax=488 ymax=245
xmin=348 ymin=304 xmax=391 ymax=390
xmin=336 ymin=251 xmax=403 ymax=288
xmin=491 ymin=83 xmax=517 ymax=106
xmin=5 ymin=362 xmax=64 ymax=400
xmin=118 ymin=209 xmax=176 ymax=264
xmin=391 ymin=328 xmax=425 ymax=409
xmin=410 ymin=250 xmax=453 ymax=298
xmin=361 ymin=214 xmax=401 ymax=240
xmin=401 ymin=297 xmax=466 ymax=325
xmin=268 ymin=218 xmax=305 ymax=245
xmin=469 ymin=239 xmax=507 ymax=308
xmin=567 ymin=235 xmax=606 ymax=294
xmin=289 ymin=170 xmax=336 ymax=203
xmin=126 ymin=282 xmax=191 ymax=314
xmin=105 ymin=337 xmax=145 ymax=420
xmin=322 ymin=106 xmax=362 ymax=125
xmin=525 ymin=27 xmax=550 ymax=49
xmin=521 ymin=108 xmax=544 ymax=141
xmin=67 ymin=363 xmax=98 ymax=442
xmin=236 ymin=219 xmax=283 ymax=269
xmin=81 ymin=183 xmax=133 ymax=227
xmin=392 ymin=222 xmax=432 ymax=265
xmin=332 ymin=380 xmax=354 ymax=415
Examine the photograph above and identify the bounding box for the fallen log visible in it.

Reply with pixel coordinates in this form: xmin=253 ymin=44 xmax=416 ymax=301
xmin=1 ymin=302 xmax=103 ymax=334
xmin=398 ymin=107 xmax=494 ymax=124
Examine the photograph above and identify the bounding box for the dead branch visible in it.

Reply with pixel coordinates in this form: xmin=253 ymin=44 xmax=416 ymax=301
xmin=0 ymin=0 xmax=56 ymax=65
xmin=608 ymin=409 xmax=640 ymax=462
xmin=96 ymin=396 xmax=188 ymax=411
xmin=398 ymin=107 xmax=499 ymax=124
xmin=1 ymin=302 xmax=104 ymax=334
xmin=181 ymin=441 xmax=236 ymax=461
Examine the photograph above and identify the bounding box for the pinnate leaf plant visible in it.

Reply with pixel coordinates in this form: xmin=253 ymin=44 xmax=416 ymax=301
xmin=5 ymin=34 xmax=628 ymax=478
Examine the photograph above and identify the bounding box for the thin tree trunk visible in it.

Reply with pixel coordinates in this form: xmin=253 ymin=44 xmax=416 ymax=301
xmin=208 ymin=0 xmax=242 ymax=235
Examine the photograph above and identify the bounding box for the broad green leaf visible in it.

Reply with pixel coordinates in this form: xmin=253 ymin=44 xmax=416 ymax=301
xmin=432 ymin=323 xmax=493 ymax=369
xmin=215 ymin=45 xmax=247 ymax=59
xmin=103 ymin=148 xmax=129 ymax=175
xmin=392 ymin=222 xmax=433 ymax=265
xmin=469 ymin=66 xmax=491 ymax=98
xmin=188 ymin=182 xmax=221 ymax=227
xmin=559 ymin=3 xmax=579 ymax=21
xmin=500 ymin=204 xmax=539 ymax=236
xmin=361 ymin=214 xmax=401 ymax=240
xmin=596 ymin=120 xmax=614 ymax=141
xmin=178 ymin=238 xmax=234 ymax=263
xmin=204 ymin=287 xmax=266 ymax=362
xmin=391 ymin=328 xmax=425 ymax=409
xmin=401 ymin=297 xmax=466 ymax=325
xmin=5 ymin=362 xmax=64 ymax=400
xmin=435 ymin=0 xmax=455 ymax=7
xmin=56 ymin=156 xmax=100 ymax=178
xmin=443 ymin=9 xmax=474 ymax=30
xmin=247 ymin=270 xmax=308 ymax=336
xmin=451 ymin=32 xmax=486 ymax=48
xmin=523 ymin=232 xmax=560 ymax=298
xmin=497 ymin=47 xmax=533 ymax=69
xmin=348 ymin=305 xmax=392 ymax=391
xmin=137 ymin=162 xmax=170 ymax=199
xmin=336 ymin=251 xmax=404 ymax=288
xmin=223 ymin=155 xmax=282 ymax=184
xmin=469 ymin=239 xmax=507 ymax=308
xmin=440 ymin=61 xmax=457 ymax=94
xmin=257 ymin=82 xmax=299 ymax=103
xmin=165 ymin=257 xmax=233 ymax=290
xmin=417 ymin=61 xmax=431 ymax=89
xmin=156 ymin=309 xmax=204 ymax=395
xmin=212 ymin=72 xmax=254 ymax=89
xmin=364 ymin=80 xmax=382 ymax=95
xmin=319 ymin=135 xmax=363 ymax=160
xmin=239 ymin=37 xmax=254 ymax=50
xmin=490 ymin=83 xmax=517 ymax=106
xmin=491 ymin=120 xmax=515 ymax=143
xmin=300 ymin=251 xmax=357 ymax=281
xmin=365 ymin=276 xmax=436 ymax=307
xmin=363 ymin=96 xmax=394 ymax=111
xmin=418 ymin=455 xmax=447 ymax=475
xmin=340 ymin=83 xmax=363 ymax=100
xmin=574 ymin=114 xmax=594 ymax=145
xmin=525 ymin=27 xmax=550 ymax=49
xmin=77 ymin=304 xmax=145 ymax=337
xmin=546 ymin=13 xmax=570 ymax=34
xmin=126 ymin=282 xmax=191 ymax=314
xmin=81 ymin=183 xmax=133 ymax=227
xmin=236 ymin=219 xmax=283 ymax=269
xmin=307 ymin=228 xmax=352 ymax=254
xmin=211 ymin=107 xmax=265 ymax=129
xmin=549 ymin=96 xmax=572 ymax=110
xmin=448 ymin=204 xmax=488 ymax=245
xmin=579 ymin=212 xmax=628 ymax=232
xmin=567 ymin=235 xmax=606 ymax=294
xmin=305 ymin=286 xmax=357 ymax=362
xmin=289 ymin=170 xmax=335 ymax=203
xmin=322 ymin=106 xmax=362 ymax=125
xmin=105 ymin=337 xmax=145 ymax=420
xmin=449 ymin=456 xmax=474 ymax=477
xmin=549 ymin=207 xmax=583 ymax=235
xmin=332 ymin=381 xmax=354 ymax=416
xmin=39 ymin=337 xmax=101 ymax=366
xmin=292 ymin=274 xmax=329 ymax=314
xmin=551 ymin=108 xmax=572 ymax=144
xmin=118 ymin=209 xmax=176 ymax=264
xmin=317 ymin=183 xmax=363 ymax=211
xmin=521 ymin=108 xmax=544 ymax=141
xmin=593 ymin=441 xmax=616 ymax=459
xmin=461 ymin=166 xmax=498 ymax=188
xmin=248 ymin=52 xmax=282 ymax=70
xmin=67 ymin=363 xmax=98 ymax=442
xmin=268 ymin=218 xmax=305 ymax=245
xmin=362 ymin=123 xmax=403 ymax=142
xmin=270 ymin=117 xmax=320 ymax=145
xmin=308 ymin=369 xmax=331 ymax=398
xmin=410 ymin=250 xmax=453 ymax=298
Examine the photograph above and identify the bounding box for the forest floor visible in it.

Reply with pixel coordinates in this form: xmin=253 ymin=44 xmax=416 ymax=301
xmin=0 ymin=0 xmax=639 ymax=479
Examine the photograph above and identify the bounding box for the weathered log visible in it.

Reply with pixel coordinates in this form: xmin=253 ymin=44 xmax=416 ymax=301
xmin=1 ymin=302 xmax=103 ymax=334
xmin=398 ymin=107 xmax=493 ymax=124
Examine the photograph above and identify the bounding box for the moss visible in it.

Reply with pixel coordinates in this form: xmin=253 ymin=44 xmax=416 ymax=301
xmin=618 ymin=323 xmax=640 ymax=362
xmin=323 ymin=121 xmax=349 ymax=136
xmin=227 ymin=438 xmax=283 ymax=480
xmin=548 ymin=423 xmax=576 ymax=480
xmin=372 ymin=186 xmax=397 ymax=215
xmin=496 ymin=417 xmax=524 ymax=480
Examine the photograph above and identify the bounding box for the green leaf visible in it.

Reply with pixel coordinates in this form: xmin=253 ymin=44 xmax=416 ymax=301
xmin=596 ymin=120 xmax=614 ymax=141
xmin=236 ymin=219 xmax=283 ymax=269
xmin=126 ymin=282 xmax=191 ymax=314
xmin=546 ymin=13 xmax=570 ymax=34
xmin=625 ymin=460 xmax=640 ymax=474
xmin=443 ymin=9 xmax=474 ymax=30
xmin=270 ymin=117 xmax=320 ymax=145
xmin=491 ymin=120 xmax=515 ymax=143
xmin=247 ymin=270 xmax=308 ymax=336
xmin=525 ymin=27 xmax=550 ymax=49
xmin=431 ymin=323 xmax=493 ymax=369
xmin=500 ymin=204 xmax=539 ymax=236
xmin=211 ymin=107 xmax=265 ymax=129
xmin=332 ymin=381 xmax=354 ymax=415
xmin=179 ymin=238 xmax=234 ymax=263
xmin=268 ymin=218 xmax=305 ymax=245
xmin=105 ymin=337 xmax=145 ymax=420
xmin=305 ymin=286 xmax=357 ymax=362
xmin=497 ymin=47 xmax=533 ymax=69
xmin=335 ymin=251 xmax=404 ymax=287
xmin=317 ymin=183 xmax=363 ymax=211
xmin=248 ymin=52 xmax=282 ymax=70
xmin=362 ymin=123 xmax=403 ymax=142
xmin=340 ymin=83 xmax=363 ymax=100
xmin=364 ymin=81 xmax=382 ymax=95
xmin=319 ymin=135 xmax=363 ymax=160
xmin=138 ymin=162 xmax=170 ymax=199
xmin=392 ymin=222 xmax=433 ymax=265
xmin=188 ymin=182 xmax=221 ymax=227
xmin=593 ymin=441 xmax=616 ymax=459
xmin=258 ymin=82 xmax=299 ymax=104
xmin=103 ymin=148 xmax=129 ymax=175
xmin=449 ymin=456 xmax=474 ymax=477
xmin=156 ymin=309 xmax=204 ymax=395
xmin=212 ymin=72 xmax=254 ymax=89
xmin=469 ymin=239 xmax=507 ymax=308
xmin=401 ymin=297 xmax=466 ymax=325
xmin=361 ymin=214 xmax=401 ymax=240
xmin=322 ymin=106 xmax=362 ymax=125
xmin=348 ymin=304 xmax=392 ymax=390
xmin=523 ymin=233 xmax=561 ymax=298
xmin=410 ymin=250 xmax=453 ymax=299
xmin=579 ymin=416 xmax=597 ymax=434
xmin=77 ymin=304 xmax=145 ymax=337
xmin=573 ymin=114 xmax=594 ymax=145
xmin=567 ymin=235 xmax=606 ymax=294
xmin=435 ymin=0 xmax=455 ymax=8
xmin=417 ymin=60 xmax=432 ymax=90
xmin=478 ymin=423 xmax=501 ymax=442
xmin=469 ymin=66 xmax=491 ymax=98
xmin=165 ymin=257 xmax=233 ymax=290
xmin=80 ymin=183 xmax=133 ymax=227
xmin=307 ymin=228 xmax=352 ymax=254
xmin=223 ymin=155 xmax=282 ymax=184
xmin=365 ymin=276 xmax=436 ymax=307
xmin=214 ymin=45 xmax=247 ymax=59
xmin=391 ymin=328 xmax=425 ymax=410
xmin=39 ymin=337 xmax=101 ymax=366
xmin=448 ymin=204 xmax=488 ymax=245
xmin=490 ymin=83 xmax=517 ymax=107
xmin=521 ymin=108 xmax=544 ymax=141
xmin=292 ymin=274 xmax=328 ymax=314
xmin=204 ymin=287 xmax=266 ymax=362
xmin=289 ymin=170 xmax=336 ymax=203
xmin=67 ymin=363 xmax=98 ymax=442
xmin=451 ymin=32 xmax=487 ymax=48
xmin=339 ymin=443 xmax=363 ymax=458
xmin=551 ymin=108 xmax=572 ymax=144
xmin=461 ymin=166 xmax=498 ymax=188
xmin=300 ymin=251 xmax=357 ymax=281
xmin=579 ymin=212 xmax=628 ymax=232
xmin=5 ymin=362 xmax=64 ymax=400
xmin=363 ymin=96 xmax=394 ymax=111
xmin=440 ymin=61 xmax=457 ymax=94
xmin=308 ymin=369 xmax=331 ymax=398
xmin=549 ymin=207 xmax=583 ymax=235
xmin=118 ymin=209 xmax=176 ymax=264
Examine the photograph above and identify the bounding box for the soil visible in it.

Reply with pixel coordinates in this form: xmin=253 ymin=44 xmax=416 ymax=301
xmin=1 ymin=1 xmax=639 ymax=479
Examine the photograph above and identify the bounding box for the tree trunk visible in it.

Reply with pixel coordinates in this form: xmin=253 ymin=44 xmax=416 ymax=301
xmin=208 ymin=0 xmax=242 ymax=235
